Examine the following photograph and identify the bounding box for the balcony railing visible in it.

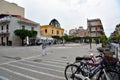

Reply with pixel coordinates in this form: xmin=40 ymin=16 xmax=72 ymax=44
xmin=0 ymin=17 xmax=10 ymax=23
xmin=0 ymin=30 xmax=9 ymax=34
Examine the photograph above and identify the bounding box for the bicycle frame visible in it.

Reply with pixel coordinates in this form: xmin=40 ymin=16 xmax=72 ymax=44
xmin=73 ymin=59 xmax=111 ymax=80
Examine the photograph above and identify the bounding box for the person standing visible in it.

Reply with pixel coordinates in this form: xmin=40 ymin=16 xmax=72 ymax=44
xmin=42 ymin=40 xmax=47 ymax=56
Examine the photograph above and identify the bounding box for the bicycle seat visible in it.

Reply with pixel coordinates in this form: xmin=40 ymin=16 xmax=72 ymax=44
xmin=83 ymin=57 xmax=92 ymax=60
xmin=76 ymin=57 xmax=83 ymax=62
xmin=76 ymin=56 xmax=92 ymax=62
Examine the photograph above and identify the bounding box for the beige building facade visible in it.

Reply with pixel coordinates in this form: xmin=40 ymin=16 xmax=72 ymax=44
xmin=0 ymin=0 xmax=24 ymax=17
xmin=110 ymin=24 xmax=120 ymax=38
xmin=87 ymin=19 xmax=105 ymax=37
xmin=115 ymin=24 xmax=120 ymax=35
xmin=69 ymin=27 xmax=87 ymax=37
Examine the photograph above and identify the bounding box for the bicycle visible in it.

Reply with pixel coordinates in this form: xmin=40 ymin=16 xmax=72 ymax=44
xmin=64 ymin=53 xmax=120 ymax=80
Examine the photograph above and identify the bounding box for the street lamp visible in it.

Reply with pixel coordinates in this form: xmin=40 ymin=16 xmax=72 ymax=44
xmin=96 ymin=27 xmax=98 ymax=45
xmin=89 ymin=26 xmax=92 ymax=49
xmin=88 ymin=20 xmax=92 ymax=49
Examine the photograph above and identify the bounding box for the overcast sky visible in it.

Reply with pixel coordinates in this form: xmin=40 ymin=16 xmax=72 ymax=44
xmin=5 ymin=0 xmax=120 ymax=37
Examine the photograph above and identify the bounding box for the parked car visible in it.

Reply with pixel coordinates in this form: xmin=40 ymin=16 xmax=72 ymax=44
xmin=36 ymin=41 xmax=43 ymax=45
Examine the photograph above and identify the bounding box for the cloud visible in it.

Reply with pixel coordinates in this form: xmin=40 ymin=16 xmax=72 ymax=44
xmin=5 ymin=0 xmax=120 ymax=37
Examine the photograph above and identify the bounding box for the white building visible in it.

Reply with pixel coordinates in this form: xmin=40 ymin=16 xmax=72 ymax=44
xmin=0 ymin=14 xmax=40 ymax=46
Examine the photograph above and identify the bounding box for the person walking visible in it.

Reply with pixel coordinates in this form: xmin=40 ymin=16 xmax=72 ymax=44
xmin=41 ymin=40 xmax=47 ymax=56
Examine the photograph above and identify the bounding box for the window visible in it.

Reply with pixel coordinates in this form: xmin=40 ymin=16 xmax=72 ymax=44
xmin=52 ymin=30 xmax=53 ymax=34
xmin=1 ymin=26 xmax=3 ymax=30
xmin=1 ymin=37 xmax=3 ymax=43
xmin=57 ymin=31 xmax=59 ymax=34
xmin=6 ymin=24 xmax=9 ymax=32
xmin=61 ymin=32 xmax=63 ymax=35
xmin=45 ymin=29 xmax=47 ymax=33
xmin=22 ymin=25 xmax=25 ymax=29
xmin=31 ymin=27 xmax=34 ymax=30
xmin=6 ymin=37 xmax=9 ymax=45
xmin=6 ymin=24 xmax=9 ymax=29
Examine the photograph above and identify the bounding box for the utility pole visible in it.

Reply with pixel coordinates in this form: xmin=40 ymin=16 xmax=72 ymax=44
xmin=96 ymin=27 xmax=98 ymax=45
xmin=88 ymin=19 xmax=92 ymax=49
xmin=90 ymin=26 xmax=92 ymax=49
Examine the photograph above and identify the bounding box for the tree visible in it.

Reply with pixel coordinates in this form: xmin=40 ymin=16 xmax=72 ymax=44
xmin=14 ymin=29 xmax=28 ymax=45
xmin=31 ymin=30 xmax=37 ymax=37
xmin=14 ymin=29 xmax=37 ymax=46
xmin=100 ymin=35 xmax=109 ymax=47
xmin=110 ymin=36 xmax=117 ymax=40
xmin=110 ymin=35 xmax=120 ymax=46
xmin=62 ymin=35 xmax=71 ymax=42
xmin=83 ymin=36 xmax=90 ymax=43
xmin=27 ymin=30 xmax=37 ymax=37
xmin=52 ymin=36 xmax=62 ymax=40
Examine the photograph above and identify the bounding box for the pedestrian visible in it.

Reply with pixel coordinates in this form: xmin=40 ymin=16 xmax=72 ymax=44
xmin=41 ymin=40 xmax=47 ymax=56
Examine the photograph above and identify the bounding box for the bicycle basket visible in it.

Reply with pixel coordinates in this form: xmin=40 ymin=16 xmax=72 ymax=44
xmin=103 ymin=56 xmax=118 ymax=66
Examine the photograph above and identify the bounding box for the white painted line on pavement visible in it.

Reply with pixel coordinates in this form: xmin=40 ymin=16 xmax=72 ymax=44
xmin=0 ymin=76 xmax=9 ymax=80
xmin=29 ymin=58 xmax=68 ymax=63
xmin=55 ymin=47 xmax=72 ymax=48
xmin=0 ymin=55 xmax=42 ymax=65
xmin=14 ymin=61 xmax=64 ymax=73
xmin=0 ymin=51 xmax=68 ymax=66
xmin=0 ymin=67 xmax=40 ymax=80
xmin=45 ymin=58 xmax=68 ymax=63
xmin=23 ymin=60 xmax=65 ymax=68
xmin=6 ymin=64 xmax=65 ymax=79
xmin=23 ymin=55 xmax=41 ymax=60
xmin=40 ymin=60 xmax=67 ymax=66
xmin=17 ymin=61 xmax=71 ymax=74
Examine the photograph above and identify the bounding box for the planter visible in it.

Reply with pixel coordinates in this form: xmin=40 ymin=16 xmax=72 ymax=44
xmin=103 ymin=51 xmax=114 ymax=58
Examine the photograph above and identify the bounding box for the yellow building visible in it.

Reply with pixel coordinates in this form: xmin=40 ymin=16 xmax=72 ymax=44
xmin=40 ymin=19 xmax=64 ymax=37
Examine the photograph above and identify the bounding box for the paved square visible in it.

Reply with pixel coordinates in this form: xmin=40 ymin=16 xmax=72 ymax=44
xmin=0 ymin=43 xmax=101 ymax=80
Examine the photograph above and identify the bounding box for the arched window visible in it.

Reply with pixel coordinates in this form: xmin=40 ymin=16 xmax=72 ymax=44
xmin=52 ymin=30 xmax=54 ymax=34
xmin=57 ymin=31 xmax=59 ymax=34
xmin=45 ymin=29 xmax=47 ymax=33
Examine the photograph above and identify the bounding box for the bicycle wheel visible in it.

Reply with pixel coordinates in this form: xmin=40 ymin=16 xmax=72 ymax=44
xmin=64 ymin=64 xmax=79 ymax=80
xmin=97 ymin=70 xmax=120 ymax=80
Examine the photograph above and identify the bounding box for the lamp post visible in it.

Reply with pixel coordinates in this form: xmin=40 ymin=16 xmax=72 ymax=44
xmin=89 ymin=26 xmax=92 ymax=49
xmin=88 ymin=21 xmax=92 ymax=49
xmin=96 ymin=27 xmax=98 ymax=45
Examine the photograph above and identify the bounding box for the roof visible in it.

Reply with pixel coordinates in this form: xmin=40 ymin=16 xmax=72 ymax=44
xmin=0 ymin=14 xmax=39 ymax=25
xmin=87 ymin=18 xmax=101 ymax=22
xmin=49 ymin=19 xmax=61 ymax=28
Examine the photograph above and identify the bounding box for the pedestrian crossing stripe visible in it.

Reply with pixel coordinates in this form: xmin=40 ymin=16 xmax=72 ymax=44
xmin=4 ymin=64 xmax=65 ymax=79
xmin=0 ymin=67 xmax=40 ymax=80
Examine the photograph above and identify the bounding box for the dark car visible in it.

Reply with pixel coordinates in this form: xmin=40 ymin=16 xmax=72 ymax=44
xmin=36 ymin=41 xmax=43 ymax=45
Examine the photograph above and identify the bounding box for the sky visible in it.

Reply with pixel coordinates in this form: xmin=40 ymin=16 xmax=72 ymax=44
xmin=5 ymin=0 xmax=120 ymax=37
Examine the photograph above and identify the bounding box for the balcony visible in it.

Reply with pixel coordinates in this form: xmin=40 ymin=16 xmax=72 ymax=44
xmin=0 ymin=30 xmax=10 ymax=36
xmin=0 ymin=17 xmax=10 ymax=24
xmin=0 ymin=30 xmax=7 ymax=33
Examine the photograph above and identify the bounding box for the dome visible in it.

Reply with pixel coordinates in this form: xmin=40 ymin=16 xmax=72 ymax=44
xmin=49 ymin=19 xmax=61 ymax=27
